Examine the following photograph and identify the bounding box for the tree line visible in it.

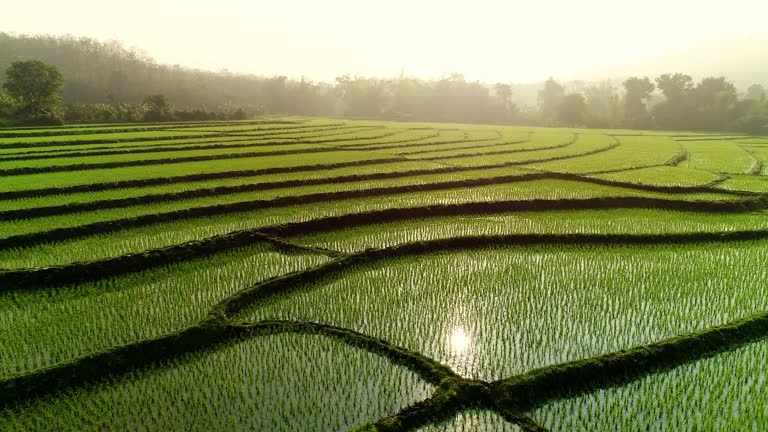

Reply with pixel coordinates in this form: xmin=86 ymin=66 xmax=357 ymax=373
xmin=0 ymin=58 xmax=249 ymax=125
xmin=0 ymin=32 xmax=766 ymax=133
xmin=540 ymin=75 xmax=767 ymax=133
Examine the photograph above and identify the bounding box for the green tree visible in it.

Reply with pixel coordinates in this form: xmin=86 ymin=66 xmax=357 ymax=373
xmin=735 ymin=99 xmax=768 ymax=134
xmin=142 ymin=94 xmax=174 ymax=121
xmin=426 ymin=73 xmax=493 ymax=124
xmin=0 ymin=93 xmax=20 ymax=120
xmin=558 ymin=93 xmax=588 ymax=126
xmin=493 ymin=83 xmax=516 ymax=123
xmin=494 ymin=83 xmax=512 ymax=110
xmin=583 ymin=82 xmax=621 ymax=128
xmin=334 ymin=75 xmax=391 ymax=118
xmin=653 ymin=73 xmax=694 ymax=129
xmin=623 ymin=77 xmax=655 ymax=129
xmin=655 ymin=73 xmax=694 ymax=101
xmin=745 ymin=84 xmax=766 ymax=102
xmin=692 ymin=77 xmax=738 ymax=130
xmin=538 ymin=77 xmax=565 ymax=125
xmin=2 ymin=60 xmax=64 ymax=118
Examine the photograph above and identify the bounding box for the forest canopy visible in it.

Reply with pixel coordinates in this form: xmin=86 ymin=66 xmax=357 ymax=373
xmin=0 ymin=32 xmax=766 ymax=133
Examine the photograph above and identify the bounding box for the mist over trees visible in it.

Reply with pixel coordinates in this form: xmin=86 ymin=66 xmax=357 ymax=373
xmin=0 ymin=32 xmax=766 ymax=133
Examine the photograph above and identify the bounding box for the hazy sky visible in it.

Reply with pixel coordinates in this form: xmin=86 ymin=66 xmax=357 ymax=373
xmin=5 ymin=0 xmax=768 ymax=82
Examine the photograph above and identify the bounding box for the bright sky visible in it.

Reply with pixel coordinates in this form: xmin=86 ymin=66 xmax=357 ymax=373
xmin=4 ymin=0 xmax=768 ymax=82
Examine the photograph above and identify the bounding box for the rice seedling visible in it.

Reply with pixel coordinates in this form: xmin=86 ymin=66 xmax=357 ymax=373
xmin=0 ymin=124 xmax=372 ymax=156
xmin=0 ymin=179 xmax=737 ymax=268
xmin=235 ymin=126 xmax=392 ymax=141
xmin=527 ymin=136 xmax=680 ymax=173
xmin=0 ymin=130 xmax=220 ymax=146
xmin=0 ymin=135 xmax=258 ymax=157
xmin=740 ymin=144 xmax=768 ymax=171
xmin=680 ymin=140 xmax=758 ymax=174
xmin=0 ymin=333 xmax=434 ymax=431
xmin=1 ymin=160 xmax=446 ymax=211
xmin=241 ymin=241 xmax=768 ymax=380
xmin=169 ymin=120 xmax=341 ymax=133
xmin=532 ymin=339 xmax=768 ymax=431
xmin=0 ymin=143 xmax=325 ymax=170
xmin=0 ymin=119 xmax=293 ymax=137
xmin=0 ymin=124 xmax=175 ymax=135
xmin=2 ymin=118 xmax=766 ymax=430
xmin=735 ymin=138 xmax=768 ymax=144
xmin=717 ymin=174 xmax=768 ymax=193
xmin=0 ymin=242 xmax=330 ymax=375
xmin=0 ymin=150 xmax=395 ymax=193
xmin=295 ymin=209 xmax=768 ymax=253
xmin=344 ymin=129 xmax=470 ymax=150
xmin=589 ymin=165 xmax=722 ymax=187
xmin=434 ymin=133 xmax=613 ymax=167
xmin=400 ymin=137 xmax=564 ymax=159
xmin=315 ymin=128 xmax=442 ymax=148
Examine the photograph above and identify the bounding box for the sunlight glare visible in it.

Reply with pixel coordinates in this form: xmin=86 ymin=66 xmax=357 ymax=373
xmin=450 ymin=327 xmax=470 ymax=353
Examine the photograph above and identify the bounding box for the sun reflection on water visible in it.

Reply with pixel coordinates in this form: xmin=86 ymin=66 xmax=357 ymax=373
xmin=449 ymin=327 xmax=470 ymax=353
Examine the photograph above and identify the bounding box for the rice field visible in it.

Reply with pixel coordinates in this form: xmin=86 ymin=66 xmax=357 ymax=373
xmin=1 ymin=117 xmax=767 ymax=431
xmin=532 ymin=339 xmax=768 ymax=431
xmin=241 ymin=242 xmax=768 ymax=381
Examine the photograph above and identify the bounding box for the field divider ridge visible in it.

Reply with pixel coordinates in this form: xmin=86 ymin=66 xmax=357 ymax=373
xmin=397 ymin=139 xmax=526 ymax=155
xmin=0 ymin=122 xmax=370 ymax=151
xmin=416 ymin=136 xmax=581 ymax=162
xmin=0 ymin=123 xmax=359 ymax=157
xmin=2 ymin=180 xmax=766 ymax=250
xmin=211 ymin=231 xmax=768 ymax=318
xmin=0 ymin=128 xmax=444 ymax=166
xmin=492 ymin=310 xmax=768 ymax=413
xmin=666 ymin=137 xmax=689 ymax=166
xmin=4 ymin=198 xmax=768 ymax=288
xmin=674 ymin=136 xmax=752 ymax=142
xmin=429 ymin=133 xmax=619 ymax=166
xmin=3 ymin=232 xmax=767 ymax=430
xmin=343 ymin=137 xmax=491 ymax=151
xmin=0 ymin=133 xmax=231 ymax=150
xmin=356 ymin=378 xmax=495 ymax=432
xmin=1 ymin=310 xmax=455 ymax=414
xmin=0 ymin=144 xmax=401 ymax=176
xmin=0 ymin=130 xmax=378 ymax=162
xmin=495 ymin=410 xmax=550 ymax=432
xmin=0 ymin=231 xmax=344 ymax=290
xmin=2 ymin=168 xmax=758 ymax=221
xmin=0 ymin=317 xmax=456 ymax=408
xmin=6 ymin=149 xmax=755 ymax=202
xmin=400 ymin=133 xmax=575 ymax=158
xmin=735 ymin=141 xmax=765 ymax=175
xmin=0 ymin=157 xmax=418 ymax=200
xmin=0 ymin=119 xmax=307 ymax=139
